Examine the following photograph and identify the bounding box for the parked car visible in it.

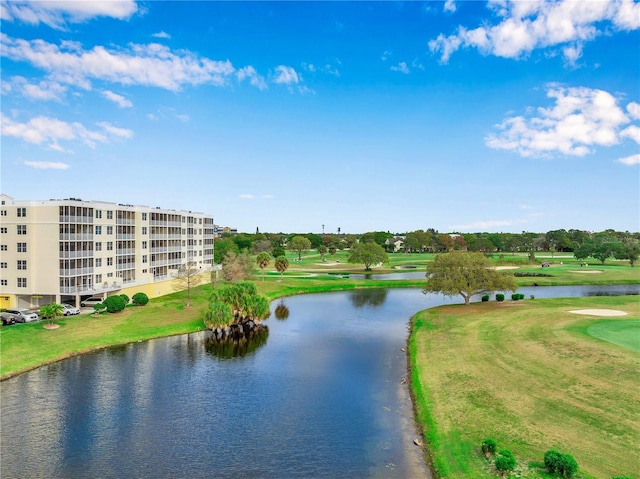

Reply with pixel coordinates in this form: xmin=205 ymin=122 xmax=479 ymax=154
xmin=1 ymin=312 xmax=20 ymax=326
xmin=4 ymin=308 xmax=39 ymax=323
xmin=61 ymin=304 xmax=80 ymax=316
xmin=80 ymin=297 xmax=104 ymax=307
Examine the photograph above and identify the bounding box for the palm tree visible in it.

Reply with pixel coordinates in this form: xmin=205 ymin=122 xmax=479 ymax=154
xmin=39 ymin=302 xmax=64 ymax=325
xmin=274 ymin=255 xmax=289 ymax=279
xmin=256 ymin=252 xmax=271 ymax=281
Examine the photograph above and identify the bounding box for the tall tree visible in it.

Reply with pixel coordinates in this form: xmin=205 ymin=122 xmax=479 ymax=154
xmin=222 ymin=251 xmax=255 ymax=282
xmin=39 ymin=302 xmax=64 ymax=325
xmin=614 ymin=241 xmax=640 ymax=267
xmin=173 ymin=261 xmax=202 ymax=307
xmin=274 ymin=255 xmax=290 ymax=278
xmin=288 ymin=235 xmax=311 ymax=261
xmin=256 ymin=252 xmax=271 ymax=281
xmin=214 ymin=238 xmax=239 ymax=264
xmin=348 ymin=242 xmax=388 ymax=271
xmin=423 ymin=251 xmax=517 ymax=305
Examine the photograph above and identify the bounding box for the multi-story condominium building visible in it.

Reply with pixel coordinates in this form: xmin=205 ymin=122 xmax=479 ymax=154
xmin=0 ymin=194 xmax=214 ymax=310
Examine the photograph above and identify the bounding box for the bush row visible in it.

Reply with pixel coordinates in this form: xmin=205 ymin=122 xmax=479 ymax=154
xmin=94 ymin=292 xmax=149 ymax=313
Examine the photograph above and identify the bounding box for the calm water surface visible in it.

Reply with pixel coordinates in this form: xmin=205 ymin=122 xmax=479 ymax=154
xmin=1 ymin=284 xmax=638 ymax=478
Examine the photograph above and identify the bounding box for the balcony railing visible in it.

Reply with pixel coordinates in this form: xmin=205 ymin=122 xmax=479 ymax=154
xmin=59 ymin=267 xmax=94 ymax=276
xmin=116 ymin=219 xmax=135 ymax=225
xmin=116 ymin=234 xmax=135 ymax=240
xmin=59 ymin=215 xmax=94 ymax=224
xmin=150 ymin=220 xmax=182 ymax=227
xmin=59 ymin=233 xmax=93 ymax=241
xmin=59 ymin=285 xmax=94 ymax=294
xmin=150 ymin=234 xmax=182 ymax=240
xmin=116 ymin=248 xmax=135 ymax=255
xmin=59 ymin=250 xmax=93 ymax=259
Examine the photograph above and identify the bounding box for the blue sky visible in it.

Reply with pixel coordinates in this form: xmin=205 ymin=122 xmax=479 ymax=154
xmin=1 ymin=0 xmax=639 ymax=234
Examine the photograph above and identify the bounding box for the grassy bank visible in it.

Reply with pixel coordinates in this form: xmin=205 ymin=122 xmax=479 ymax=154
xmin=409 ymin=295 xmax=640 ymax=479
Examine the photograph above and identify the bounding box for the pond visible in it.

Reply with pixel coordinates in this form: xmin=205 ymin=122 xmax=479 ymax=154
xmin=1 ymin=284 xmax=638 ymax=478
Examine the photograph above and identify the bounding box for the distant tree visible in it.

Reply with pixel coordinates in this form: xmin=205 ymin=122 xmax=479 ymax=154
xmin=274 ymin=255 xmax=289 ymax=278
xmin=403 ymin=232 xmax=421 ymax=253
xmin=222 ymin=251 xmax=255 ymax=282
xmin=318 ymin=245 xmax=328 ymax=261
xmin=592 ymin=242 xmax=620 ymax=265
xmin=348 ymin=242 xmax=388 ymax=271
xmin=424 ymin=251 xmax=517 ymax=305
xmin=272 ymin=245 xmax=286 ymax=258
xmin=328 ymin=244 xmax=337 ymax=257
xmin=437 ymin=233 xmax=455 ymax=252
xmin=256 ymin=252 xmax=271 ymax=281
xmin=305 ymin=233 xmax=323 ymax=249
xmin=573 ymin=241 xmax=594 ymax=261
xmin=614 ymin=241 xmax=640 ymax=267
xmin=214 ymin=238 xmax=239 ymax=264
xmin=173 ymin=261 xmax=202 ymax=307
xmin=232 ymin=233 xmax=253 ymax=251
xmin=39 ymin=302 xmax=64 ymax=325
xmin=252 ymin=239 xmax=273 ymax=254
xmin=289 ymin=235 xmax=311 ymax=261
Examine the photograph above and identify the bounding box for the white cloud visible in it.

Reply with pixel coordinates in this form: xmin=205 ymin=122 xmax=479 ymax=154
xmin=562 ymin=43 xmax=583 ymax=67
xmin=617 ymin=154 xmax=640 ymax=166
xmin=0 ymin=0 xmax=139 ymax=29
xmin=620 ymin=125 xmax=640 ymax=144
xmin=1 ymin=113 xmax=132 ymax=150
xmin=390 ymin=62 xmax=410 ymax=74
xmin=381 ymin=50 xmax=391 ymax=61
xmin=0 ymin=33 xmax=237 ymax=92
xmin=444 ymin=0 xmax=456 ymax=13
xmin=176 ymin=114 xmax=189 ymax=123
xmin=4 ymin=76 xmax=67 ymax=101
xmin=273 ymin=65 xmax=299 ymax=85
xmin=101 ymin=90 xmax=132 ymax=108
xmin=430 ymin=0 xmax=640 ymax=63
xmin=24 ymin=160 xmax=70 ymax=170
xmin=240 ymin=194 xmax=255 ymax=199
xmin=152 ymin=31 xmax=171 ymax=39
xmin=627 ymin=101 xmax=640 ymax=120
xmin=485 ymin=85 xmax=639 ymax=158
xmin=236 ymin=66 xmax=267 ymax=90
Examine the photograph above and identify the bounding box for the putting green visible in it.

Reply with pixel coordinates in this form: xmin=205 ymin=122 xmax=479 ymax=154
xmin=587 ymin=320 xmax=640 ymax=352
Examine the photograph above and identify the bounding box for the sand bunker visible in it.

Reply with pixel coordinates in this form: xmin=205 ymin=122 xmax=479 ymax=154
xmin=493 ymin=266 xmax=519 ymax=270
xmin=569 ymin=309 xmax=628 ymax=317
xmin=569 ymin=270 xmax=602 ymax=274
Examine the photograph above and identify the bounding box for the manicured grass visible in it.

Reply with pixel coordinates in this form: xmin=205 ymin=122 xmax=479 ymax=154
xmin=409 ymin=295 xmax=640 ymax=479
xmin=585 ymin=320 xmax=640 ymax=352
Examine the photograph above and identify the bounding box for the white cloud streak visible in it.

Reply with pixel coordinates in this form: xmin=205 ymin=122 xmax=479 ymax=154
xmin=0 ymin=0 xmax=139 ymax=29
xmin=1 ymin=113 xmax=133 ymax=150
xmin=273 ymin=65 xmax=299 ymax=85
xmin=617 ymin=154 xmax=640 ymax=166
xmin=485 ymin=85 xmax=639 ymax=157
xmin=101 ymin=90 xmax=132 ymax=108
xmin=430 ymin=0 xmax=640 ymax=63
xmin=3 ymin=75 xmax=67 ymax=101
xmin=152 ymin=31 xmax=171 ymax=39
xmin=24 ymin=160 xmax=70 ymax=170
xmin=444 ymin=0 xmax=456 ymax=13
xmin=390 ymin=62 xmax=410 ymax=74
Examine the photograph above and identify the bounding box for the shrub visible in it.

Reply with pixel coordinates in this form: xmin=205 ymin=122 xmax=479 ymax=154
xmin=92 ymin=303 xmax=105 ymax=314
xmin=496 ymin=293 xmax=505 ymax=302
xmin=132 ymin=292 xmax=149 ymax=306
xmin=120 ymin=294 xmax=129 ymax=304
xmin=511 ymin=293 xmax=525 ymax=300
xmin=494 ymin=449 xmax=516 ymax=475
xmin=102 ymin=295 xmax=127 ymax=313
xmin=545 ymin=450 xmax=578 ymax=478
xmin=481 ymin=295 xmax=490 ymax=302
xmin=530 ymin=295 xmax=535 ymax=300
xmin=544 ymin=449 xmax=562 ymax=474
xmin=481 ymin=438 xmax=497 ymax=456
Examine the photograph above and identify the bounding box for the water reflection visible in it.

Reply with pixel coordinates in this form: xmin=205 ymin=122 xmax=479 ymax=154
xmin=274 ymin=301 xmax=290 ymax=320
xmin=204 ymin=324 xmax=269 ymax=359
xmin=349 ymin=288 xmax=388 ymax=308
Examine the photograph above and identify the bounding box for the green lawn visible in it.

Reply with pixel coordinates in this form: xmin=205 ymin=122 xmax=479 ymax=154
xmin=410 ymin=295 xmax=640 ymax=479
xmin=585 ymin=319 xmax=640 ymax=352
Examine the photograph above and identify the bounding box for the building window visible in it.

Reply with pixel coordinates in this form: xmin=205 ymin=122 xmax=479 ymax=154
xmin=199 ymin=218 xmax=202 ymax=224
xmin=95 ymin=226 xmax=102 ymax=235
xmin=0 ymin=227 xmax=6 ymax=234
xmin=142 ymin=241 xmax=147 ymax=249
xmin=107 ymin=257 xmax=113 ymax=266
xmin=0 ymin=210 xmax=6 ymax=216
xmin=96 ymin=242 xmax=102 ymax=251
xmin=17 ymin=225 xmax=27 ymax=235
xmin=17 ymin=260 xmax=27 ymax=270
xmin=17 ymin=207 xmax=26 ymax=217
xmin=0 ymin=279 xmax=7 ymax=286
xmin=96 ymin=210 xmax=102 ymax=219
xmin=95 ymin=258 xmax=102 ymax=267
xmin=142 ymin=255 xmax=147 ymax=263
xmin=17 ymin=278 xmax=27 ymax=288
xmin=0 ymin=245 xmax=6 ymax=251
xmin=17 ymin=242 xmax=26 ymax=252
xmin=96 ymin=274 xmax=102 ymax=283
xmin=0 ymin=262 xmax=6 ymax=269
xmin=142 ymin=227 xmax=147 ymax=235
xmin=107 ymin=210 xmax=113 ymax=219
xmin=107 ymin=272 xmax=113 ymax=278
xmin=107 ymin=226 xmax=113 ymax=235
xmin=142 ymin=213 xmax=147 ymax=220
xmin=107 ymin=242 xmax=113 ymax=251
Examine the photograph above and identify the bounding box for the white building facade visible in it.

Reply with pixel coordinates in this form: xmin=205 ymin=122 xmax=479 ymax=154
xmin=0 ymin=194 xmax=214 ymax=309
